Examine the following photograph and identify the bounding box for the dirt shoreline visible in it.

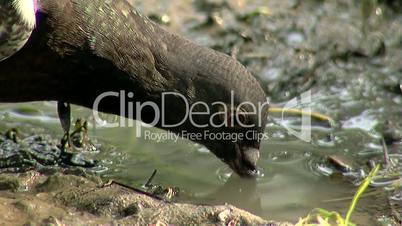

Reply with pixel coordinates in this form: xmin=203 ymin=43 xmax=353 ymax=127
xmin=0 ymin=171 xmax=292 ymax=226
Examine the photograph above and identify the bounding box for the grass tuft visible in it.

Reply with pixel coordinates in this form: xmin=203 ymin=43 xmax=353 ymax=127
xmin=296 ymin=164 xmax=381 ymax=226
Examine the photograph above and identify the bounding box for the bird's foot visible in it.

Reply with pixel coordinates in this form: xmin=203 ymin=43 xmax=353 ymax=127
xmin=57 ymin=101 xmax=96 ymax=167
xmin=70 ymin=118 xmax=95 ymax=151
xmin=60 ymin=118 xmax=96 ymax=153
xmin=57 ymin=101 xmax=72 ymax=153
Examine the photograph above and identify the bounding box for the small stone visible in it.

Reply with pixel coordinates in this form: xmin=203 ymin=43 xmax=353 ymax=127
xmin=41 ymin=216 xmax=64 ymax=226
xmin=217 ymin=209 xmax=231 ymax=222
xmin=149 ymin=220 xmax=167 ymax=226
xmin=227 ymin=219 xmax=237 ymax=226
xmin=327 ymin=155 xmax=353 ymax=173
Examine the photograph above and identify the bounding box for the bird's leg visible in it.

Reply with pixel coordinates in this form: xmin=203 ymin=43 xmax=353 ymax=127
xmin=56 ymin=104 xmax=97 ymax=167
xmin=70 ymin=118 xmax=92 ymax=149
xmin=57 ymin=101 xmax=71 ymax=151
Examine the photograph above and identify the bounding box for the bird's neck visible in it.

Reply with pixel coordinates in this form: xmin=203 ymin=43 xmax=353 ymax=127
xmin=148 ymin=24 xmax=258 ymax=104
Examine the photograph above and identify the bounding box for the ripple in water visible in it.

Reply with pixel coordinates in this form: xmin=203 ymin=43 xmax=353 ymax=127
xmin=215 ymin=166 xmax=266 ymax=183
xmin=371 ymin=154 xmax=402 ymax=188
xmin=267 ymin=150 xmax=308 ymax=163
xmin=306 ymin=157 xmax=334 ymax=177
xmin=390 ymin=192 xmax=402 ymax=202
xmin=216 ymin=166 xmax=233 ymax=183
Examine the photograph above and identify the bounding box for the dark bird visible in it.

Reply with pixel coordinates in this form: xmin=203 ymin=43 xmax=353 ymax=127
xmin=0 ymin=0 xmax=268 ymax=177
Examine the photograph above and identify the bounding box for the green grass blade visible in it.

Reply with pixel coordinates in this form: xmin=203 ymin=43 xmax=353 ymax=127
xmin=345 ymin=164 xmax=381 ymax=225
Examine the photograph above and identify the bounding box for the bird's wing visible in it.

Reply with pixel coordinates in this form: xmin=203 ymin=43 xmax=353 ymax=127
xmin=0 ymin=0 xmax=171 ymax=104
xmin=37 ymin=0 xmax=168 ymax=89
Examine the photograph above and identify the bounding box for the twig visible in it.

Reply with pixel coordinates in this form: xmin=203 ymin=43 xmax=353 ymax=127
xmin=381 ymin=137 xmax=390 ymax=168
xmin=268 ymin=107 xmax=336 ymax=127
xmin=101 ymin=180 xmax=165 ymax=201
xmin=144 ymin=169 xmax=157 ymax=188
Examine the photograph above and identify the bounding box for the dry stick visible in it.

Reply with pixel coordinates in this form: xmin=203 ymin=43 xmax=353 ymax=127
xmin=101 ymin=169 xmax=164 ymax=201
xmin=144 ymin=169 xmax=158 ymax=188
xmin=268 ymin=107 xmax=336 ymax=127
xmin=101 ymin=180 xmax=165 ymax=201
xmin=381 ymin=137 xmax=390 ymax=168
xmin=322 ymin=190 xmax=381 ymax=203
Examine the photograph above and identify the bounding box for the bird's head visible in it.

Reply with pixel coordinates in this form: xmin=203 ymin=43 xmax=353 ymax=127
xmin=201 ymin=99 xmax=269 ymax=177
xmin=161 ymin=89 xmax=268 ymax=177
xmin=157 ymin=45 xmax=269 ymax=177
xmin=189 ymin=50 xmax=269 ymax=178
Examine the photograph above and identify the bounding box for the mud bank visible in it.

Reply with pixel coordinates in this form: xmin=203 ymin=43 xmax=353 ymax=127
xmin=0 ymin=171 xmax=291 ymax=226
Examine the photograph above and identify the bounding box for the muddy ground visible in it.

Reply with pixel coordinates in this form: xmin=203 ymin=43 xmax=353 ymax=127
xmin=0 ymin=171 xmax=291 ymax=226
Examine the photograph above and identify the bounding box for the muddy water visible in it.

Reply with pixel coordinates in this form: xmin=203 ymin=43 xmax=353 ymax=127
xmin=1 ymin=0 xmax=402 ymax=224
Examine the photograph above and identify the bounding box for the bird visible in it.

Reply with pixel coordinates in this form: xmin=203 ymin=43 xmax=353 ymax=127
xmin=0 ymin=0 xmax=269 ymax=177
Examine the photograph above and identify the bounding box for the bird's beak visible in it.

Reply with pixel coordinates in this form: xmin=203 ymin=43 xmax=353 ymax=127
xmin=227 ymin=146 xmax=260 ymax=177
